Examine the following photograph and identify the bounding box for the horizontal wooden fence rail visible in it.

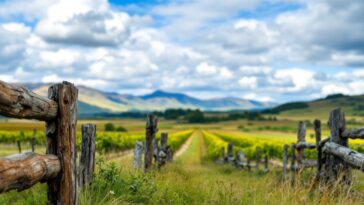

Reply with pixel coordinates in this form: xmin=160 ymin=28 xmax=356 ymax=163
xmin=0 ymin=80 xmax=58 ymax=121
xmin=0 ymin=152 xmax=61 ymax=193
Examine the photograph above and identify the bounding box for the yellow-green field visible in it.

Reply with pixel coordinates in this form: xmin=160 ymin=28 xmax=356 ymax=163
xmin=1 ymin=115 xmax=364 ymax=204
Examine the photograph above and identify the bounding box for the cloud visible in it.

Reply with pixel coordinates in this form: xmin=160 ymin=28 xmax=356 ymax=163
xmin=35 ymin=0 xmax=131 ymax=47
xmin=0 ymin=0 xmax=364 ymax=103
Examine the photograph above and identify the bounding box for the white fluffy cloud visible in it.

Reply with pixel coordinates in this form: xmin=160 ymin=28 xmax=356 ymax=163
xmin=0 ymin=0 xmax=363 ymax=102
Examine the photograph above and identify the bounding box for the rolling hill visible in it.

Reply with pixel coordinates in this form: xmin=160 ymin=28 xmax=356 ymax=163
xmin=267 ymin=94 xmax=364 ymax=120
xmin=20 ymin=83 xmax=275 ymax=115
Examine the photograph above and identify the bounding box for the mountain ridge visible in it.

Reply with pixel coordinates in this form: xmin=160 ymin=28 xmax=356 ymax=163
xmin=19 ymin=83 xmax=276 ymax=114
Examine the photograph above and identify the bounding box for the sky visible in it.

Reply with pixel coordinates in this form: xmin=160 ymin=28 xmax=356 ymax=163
xmin=0 ymin=0 xmax=363 ymax=103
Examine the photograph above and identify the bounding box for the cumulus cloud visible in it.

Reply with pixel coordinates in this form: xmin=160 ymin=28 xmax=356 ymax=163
xmin=0 ymin=0 xmax=363 ymax=103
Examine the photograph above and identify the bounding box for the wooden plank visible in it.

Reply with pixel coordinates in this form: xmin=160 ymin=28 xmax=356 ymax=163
xmin=46 ymin=82 xmax=78 ymax=205
xmin=342 ymin=127 xmax=364 ymax=139
xmin=296 ymin=142 xmax=316 ymax=149
xmin=327 ymin=108 xmax=351 ymax=183
xmin=145 ymin=115 xmax=157 ymax=172
xmin=0 ymin=80 xmax=58 ymax=121
xmin=0 ymin=152 xmax=60 ymax=193
xmin=79 ymin=124 xmax=96 ymax=188
xmin=324 ymin=142 xmax=364 ymax=171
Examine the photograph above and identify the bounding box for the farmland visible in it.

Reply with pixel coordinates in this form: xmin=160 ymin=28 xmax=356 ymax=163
xmin=1 ymin=112 xmax=364 ymax=204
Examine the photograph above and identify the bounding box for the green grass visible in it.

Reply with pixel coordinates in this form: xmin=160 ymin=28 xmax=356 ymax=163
xmin=2 ymin=117 xmax=364 ymax=204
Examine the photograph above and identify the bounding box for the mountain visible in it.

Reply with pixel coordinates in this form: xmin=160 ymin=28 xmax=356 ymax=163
xmin=20 ymin=83 xmax=276 ymax=115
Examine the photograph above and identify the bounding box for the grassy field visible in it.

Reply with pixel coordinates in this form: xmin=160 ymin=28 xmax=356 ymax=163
xmin=1 ymin=114 xmax=364 ymax=204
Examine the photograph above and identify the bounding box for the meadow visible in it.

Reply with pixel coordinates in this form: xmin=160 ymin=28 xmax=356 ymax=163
xmin=1 ymin=113 xmax=364 ymax=204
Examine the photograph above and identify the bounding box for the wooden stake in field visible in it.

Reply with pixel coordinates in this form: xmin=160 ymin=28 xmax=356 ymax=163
xmin=46 ymin=82 xmax=78 ymax=205
xmin=283 ymin=144 xmax=288 ymax=178
xmin=227 ymin=143 xmax=234 ymax=163
xmin=145 ymin=115 xmax=158 ymax=172
xmin=256 ymin=147 xmax=261 ymax=171
xmin=79 ymin=124 xmax=96 ymax=188
xmin=296 ymin=121 xmax=306 ymax=169
xmin=314 ymin=119 xmax=322 ymax=181
xmin=17 ymin=140 xmax=21 ymax=154
xmin=134 ymin=141 xmax=143 ymax=169
xmin=290 ymin=144 xmax=296 ymax=171
xmin=264 ymin=155 xmax=269 ymax=173
xmin=30 ymin=129 xmax=36 ymax=152
xmin=221 ymin=147 xmax=226 ymax=163
xmin=327 ymin=108 xmax=351 ymax=184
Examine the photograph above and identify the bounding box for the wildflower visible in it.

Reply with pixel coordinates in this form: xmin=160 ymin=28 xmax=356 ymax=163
xmin=109 ymin=190 xmax=115 ymax=195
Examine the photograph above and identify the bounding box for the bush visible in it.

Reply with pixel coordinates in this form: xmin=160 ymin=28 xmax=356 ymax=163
xmin=104 ymin=123 xmax=115 ymax=131
xmin=116 ymin=126 xmax=127 ymax=132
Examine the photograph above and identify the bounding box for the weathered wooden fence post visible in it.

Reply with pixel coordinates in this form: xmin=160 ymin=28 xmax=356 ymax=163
xmin=79 ymin=124 xmax=96 ymax=188
xmin=145 ymin=115 xmax=158 ymax=172
xmin=227 ymin=143 xmax=234 ymax=163
xmin=296 ymin=121 xmax=306 ymax=169
xmin=314 ymin=119 xmax=322 ymax=181
xmin=290 ymin=144 xmax=296 ymax=171
xmin=158 ymin=132 xmax=168 ymax=168
xmin=264 ymin=155 xmax=269 ymax=173
xmin=134 ymin=141 xmax=143 ymax=169
xmin=256 ymin=147 xmax=261 ymax=171
xmin=247 ymin=158 xmax=251 ymax=172
xmin=235 ymin=150 xmax=245 ymax=167
xmin=153 ymin=138 xmax=160 ymax=163
xmin=283 ymin=144 xmax=288 ymax=178
xmin=221 ymin=147 xmax=226 ymax=163
xmin=17 ymin=140 xmax=21 ymax=153
xmin=46 ymin=82 xmax=78 ymax=205
xmin=327 ymin=108 xmax=351 ymax=184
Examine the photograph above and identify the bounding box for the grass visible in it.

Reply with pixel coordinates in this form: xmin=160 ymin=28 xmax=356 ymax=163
xmin=2 ymin=116 xmax=364 ymax=204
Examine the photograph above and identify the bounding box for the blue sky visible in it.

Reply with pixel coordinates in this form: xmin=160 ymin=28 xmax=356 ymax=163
xmin=0 ymin=0 xmax=363 ymax=103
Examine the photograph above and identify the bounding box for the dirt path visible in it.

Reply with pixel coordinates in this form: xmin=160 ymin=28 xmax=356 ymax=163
xmin=174 ymin=134 xmax=194 ymax=159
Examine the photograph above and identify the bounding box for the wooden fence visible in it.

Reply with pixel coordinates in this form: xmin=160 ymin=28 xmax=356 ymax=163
xmin=133 ymin=115 xmax=173 ymax=172
xmin=283 ymin=108 xmax=364 ymax=185
xmin=0 ymin=80 xmax=96 ymax=205
xmin=220 ymin=143 xmax=269 ymax=173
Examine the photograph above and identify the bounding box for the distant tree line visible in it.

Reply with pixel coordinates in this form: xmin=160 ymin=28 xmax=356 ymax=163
xmin=154 ymin=108 xmax=276 ymax=123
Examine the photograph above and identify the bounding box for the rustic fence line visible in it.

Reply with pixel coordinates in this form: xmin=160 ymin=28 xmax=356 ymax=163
xmin=282 ymin=108 xmax=364 ymax=185
xmin=0 ymin=80 xmax=96 ymax=205
xmin=133 ymin=115 xmax=174 ymax=172
xmin=219 ymin=143 xmax=270 ymax=173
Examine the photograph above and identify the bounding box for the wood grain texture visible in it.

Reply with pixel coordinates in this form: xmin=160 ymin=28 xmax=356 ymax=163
xmin=46 ymin=82 xmax=78 ymax=205
xmin=327 ymin=108 xmax=351 ymax=183
xmin=342 ymin=127 xmax=364 ymax=139
xmin=134 ymin=141 xmax=143 ymax=169
xmin=0 ymin=152 xmax=60 ymax=193
xmin=314 ymin=119 xmax=322 ymax=180
xmin=0 ymin=80 xmax=58 ymax=121
xmin=79 ymin=124 xmax=96 ymax=188
xmin=283 ymin=144 xmax=288 ymax=178
xmin=296 ymin=121 xmax=306 ymax=165
xmin=145 ymin=115 xmax=157 ymax=172
xmin=324 ymin=142 xmax=364 ymax=171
